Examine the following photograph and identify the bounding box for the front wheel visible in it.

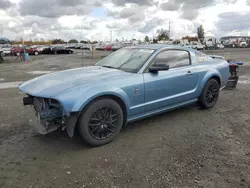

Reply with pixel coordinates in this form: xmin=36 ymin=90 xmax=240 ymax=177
xmin=78 ymin=98 xmax=124 ymax=147
xmin=199 ymin=79 xmax=220 ymax=109
xmin=34 ymin=51 xmax=39 ymax=55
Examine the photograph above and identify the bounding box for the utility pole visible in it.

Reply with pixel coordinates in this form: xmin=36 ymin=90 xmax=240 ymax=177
xmin=110 ymin=29 xmax=112 ymax=42
xmin=169 ymin=20 xmax=171 ymax=39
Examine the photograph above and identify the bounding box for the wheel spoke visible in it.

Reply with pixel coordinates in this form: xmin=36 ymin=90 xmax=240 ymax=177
xmin=99 ymin=128 xmax=103 ymax=139
xmin=97 ymin=109 xmax=103 ymax=119
xmin=90 ymin=117 xmax=100 ymax=122
xmin=106 ymin=119 xmax=117 ymax=124
xmin=89 ymin=123 xmax=100 ymax=127
xmin=107 ymin=122 xmax=116 ymax=128
xmin=100 ymin=108 xmax=107 ymax=119
xmin=107 ymin=127 xmax=114 ymax=133
xmin=91 ymin=126 xmax=98 ymax=133
xmin=103 ymin=127 xmax=108 ymax=138
xmin=88 ymin=107 xmax=118 ymax=140
xmin=110 ymin=113 xmax=117 ymax=118
xmin=212 ymin=89 xmax=218 ymax=95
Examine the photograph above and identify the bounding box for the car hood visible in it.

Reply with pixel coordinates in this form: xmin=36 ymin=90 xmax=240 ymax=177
xmin=19 ymin=66 xmax=131 ymax=97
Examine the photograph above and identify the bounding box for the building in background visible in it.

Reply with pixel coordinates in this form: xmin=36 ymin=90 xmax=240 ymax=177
xmin=220 ymin=36 xmax=250 ymax=48
xmin=0 ymin=37 xmax=10 ymax=44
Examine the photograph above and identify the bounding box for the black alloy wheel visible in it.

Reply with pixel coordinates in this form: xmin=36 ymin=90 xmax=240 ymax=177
xmin=78 ymin=98 xmax=124 ymax=147
xmin=88 ymin=107 xmax=118 ymax=140
xmin=200 ymin=79 xmax=220 ymax=109
xmin=205 ymin=83 xmax=218 ymax=105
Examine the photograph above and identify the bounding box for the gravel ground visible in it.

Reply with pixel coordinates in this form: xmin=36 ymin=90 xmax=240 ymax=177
xmin=0 ymin=49 xmax=250 ymax=188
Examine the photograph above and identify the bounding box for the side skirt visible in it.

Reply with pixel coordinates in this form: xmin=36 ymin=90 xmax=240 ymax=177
xmin=127 ymin=98 xmax=198 ymax=123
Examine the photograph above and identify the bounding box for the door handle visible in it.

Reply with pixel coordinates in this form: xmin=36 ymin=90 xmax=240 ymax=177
xmin=186 ymin=71 xmax=193 ymax=75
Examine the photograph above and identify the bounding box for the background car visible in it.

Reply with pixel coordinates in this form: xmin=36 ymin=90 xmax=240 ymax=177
xmin=51 ymin=47 xmax=73 ymax=54
xmin=216 ymin=43 xmax=225 ymax=49
xmin=0 ymin=47 xmax=11 ymax=56
xmin=40 ymin=46 xmax=53 ymax=54
xmin=25 ymin=46 xmax=40 ymax=55
xmin=11 ymin=46 xmax=40 ymax=56
xmin=190 ymin=41 xmax=205 ymax=50
xmin=104 ymin=45 xmax=112 ymax=51
xmin=112 ymin=44 xmax=123 ymax=51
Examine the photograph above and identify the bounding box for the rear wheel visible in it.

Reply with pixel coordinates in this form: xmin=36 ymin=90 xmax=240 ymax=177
xmin=199 ymin=79 xmax=220 ymax=109
xmin=78 ymin=98 xmax=124 ymax=147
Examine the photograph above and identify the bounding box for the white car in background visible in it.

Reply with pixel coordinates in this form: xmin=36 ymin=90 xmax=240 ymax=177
xmin=216 ymin=43 xmax=224 ymax=49
xmin=239 ymin=41 xmax=247 ymax=48
xmin=190 ymin=41 xmax=205 ymax=50
xmin=0 ymin=47 xmax=11 ymax=56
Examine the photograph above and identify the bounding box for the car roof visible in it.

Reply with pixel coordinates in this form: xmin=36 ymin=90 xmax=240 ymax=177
xmin=126 ymin=44 xmax=196 ymax=51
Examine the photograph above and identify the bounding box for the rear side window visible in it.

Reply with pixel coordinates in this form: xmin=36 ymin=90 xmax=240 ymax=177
xmin=153 ymin=50 xmax=190 ymax=69
xmin=195 ymin=51 xmax=209 ymax=63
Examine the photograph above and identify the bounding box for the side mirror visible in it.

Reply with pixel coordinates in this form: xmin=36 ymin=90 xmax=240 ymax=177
xmin=149 ymin=63 xmax=169 ymax=73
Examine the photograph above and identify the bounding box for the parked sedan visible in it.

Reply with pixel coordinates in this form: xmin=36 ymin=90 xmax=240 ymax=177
xmin=11 ymin=46 xmax=40 ymax=56
xmin=104 ymin=45 xmax=112 ymax=51
xmin=0 ymin=47 xmax=11 ymax=56
xmin=51 ymin=47 xmax=73 ymax=54
xmin=19 ymin=45 xmax=229 ymax=147
xmin=112 ymin=44 xmax=123 ymax=51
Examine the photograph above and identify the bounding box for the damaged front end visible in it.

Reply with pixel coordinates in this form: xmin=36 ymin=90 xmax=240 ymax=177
xmin=23 ymin=96 xmax=79 ymax=136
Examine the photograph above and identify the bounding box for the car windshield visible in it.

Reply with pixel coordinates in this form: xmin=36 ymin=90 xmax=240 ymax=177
xmin=95 ymin=48 xmax=155 ymax=73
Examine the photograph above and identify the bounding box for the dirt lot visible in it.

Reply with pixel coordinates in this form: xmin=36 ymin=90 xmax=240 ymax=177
xmin=0 ymin=49 xmax=250 ymax=188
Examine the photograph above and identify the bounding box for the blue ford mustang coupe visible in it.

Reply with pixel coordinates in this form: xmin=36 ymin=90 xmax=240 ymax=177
xmin=19 ymin=45 xmax=229 ymax=146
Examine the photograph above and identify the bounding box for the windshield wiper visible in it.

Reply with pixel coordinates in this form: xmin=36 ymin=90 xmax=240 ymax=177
xmin=101 ymin=65 xmax=116 ymax=69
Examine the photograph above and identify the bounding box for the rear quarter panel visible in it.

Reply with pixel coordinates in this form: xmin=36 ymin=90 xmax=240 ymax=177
xmin=194 ymin=58 xmax=229 ymax=96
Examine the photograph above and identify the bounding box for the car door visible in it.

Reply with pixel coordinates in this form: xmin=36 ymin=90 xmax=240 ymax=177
xmin=143 ymin=50 xmax=199 ymax=112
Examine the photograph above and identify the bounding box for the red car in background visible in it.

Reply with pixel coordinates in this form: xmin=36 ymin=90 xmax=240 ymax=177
xmin=104 ymin=45 xmax=112 ymax=51
xmin=11 ymin=46 xmax=41 ymax=56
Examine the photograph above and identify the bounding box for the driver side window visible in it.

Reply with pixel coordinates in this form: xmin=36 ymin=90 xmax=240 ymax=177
xmin=152 ymin=50 xmax=191 ymax=69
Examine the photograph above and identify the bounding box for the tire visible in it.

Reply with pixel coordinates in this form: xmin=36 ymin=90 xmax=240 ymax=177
xmin=54 ymin=51 xmax=57 ymax=54
xmin=78 ymin=98 xmax=124 ymax=147
xmin=34 ymin=51 xmax=39 ymax=55
xmin=199 ymin=79 xmax=220 ymax=109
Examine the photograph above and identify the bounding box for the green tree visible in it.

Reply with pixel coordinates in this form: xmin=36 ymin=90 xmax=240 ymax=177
xmin=51 ymin=39 xmax=65 ymax=44
xmin=144 ymin=36 xmax=150 ymax=42
xmin=68 ymin=39 xmax=78 ymax=43
xmin=157 ymin=29 xmax=169 ymax=41
xmin=197 ymin=25 xmax=205 ymax=39
xmin=80 ymin=40 xmax=88 ymax=43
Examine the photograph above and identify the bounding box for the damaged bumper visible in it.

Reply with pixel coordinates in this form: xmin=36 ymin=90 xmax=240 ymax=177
xmin=23 ymin=96 xmax=79 ymax=136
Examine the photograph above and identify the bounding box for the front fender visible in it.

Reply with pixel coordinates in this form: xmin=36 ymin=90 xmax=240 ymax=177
xmin=55 ymin=86 xmax=130 ymax=113
xmin=72 ymin=89 xmax=130 ymax=112
xmin=55 ymin=86 xmax=130 ymax=137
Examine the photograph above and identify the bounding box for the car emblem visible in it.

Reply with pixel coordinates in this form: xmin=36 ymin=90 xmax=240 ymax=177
xmin=135 ymin=88 xmax=140 ymax=96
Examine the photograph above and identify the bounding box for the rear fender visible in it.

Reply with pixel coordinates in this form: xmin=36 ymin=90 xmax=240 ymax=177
xmin=197 ymin=70 xmax=222 ymax=96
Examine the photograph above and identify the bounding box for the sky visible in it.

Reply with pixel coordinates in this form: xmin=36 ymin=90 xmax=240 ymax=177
xmin=0 ymin=0 xmax=250 ymax=41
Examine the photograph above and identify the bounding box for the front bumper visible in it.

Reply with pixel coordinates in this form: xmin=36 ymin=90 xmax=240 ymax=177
xmin=23 ymin=96 xmax=80 ymax=136
xmin=29 ymin=113 xmax=63 ymax=135
xmin=23 ymin=96 xmax=65 ymax=135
